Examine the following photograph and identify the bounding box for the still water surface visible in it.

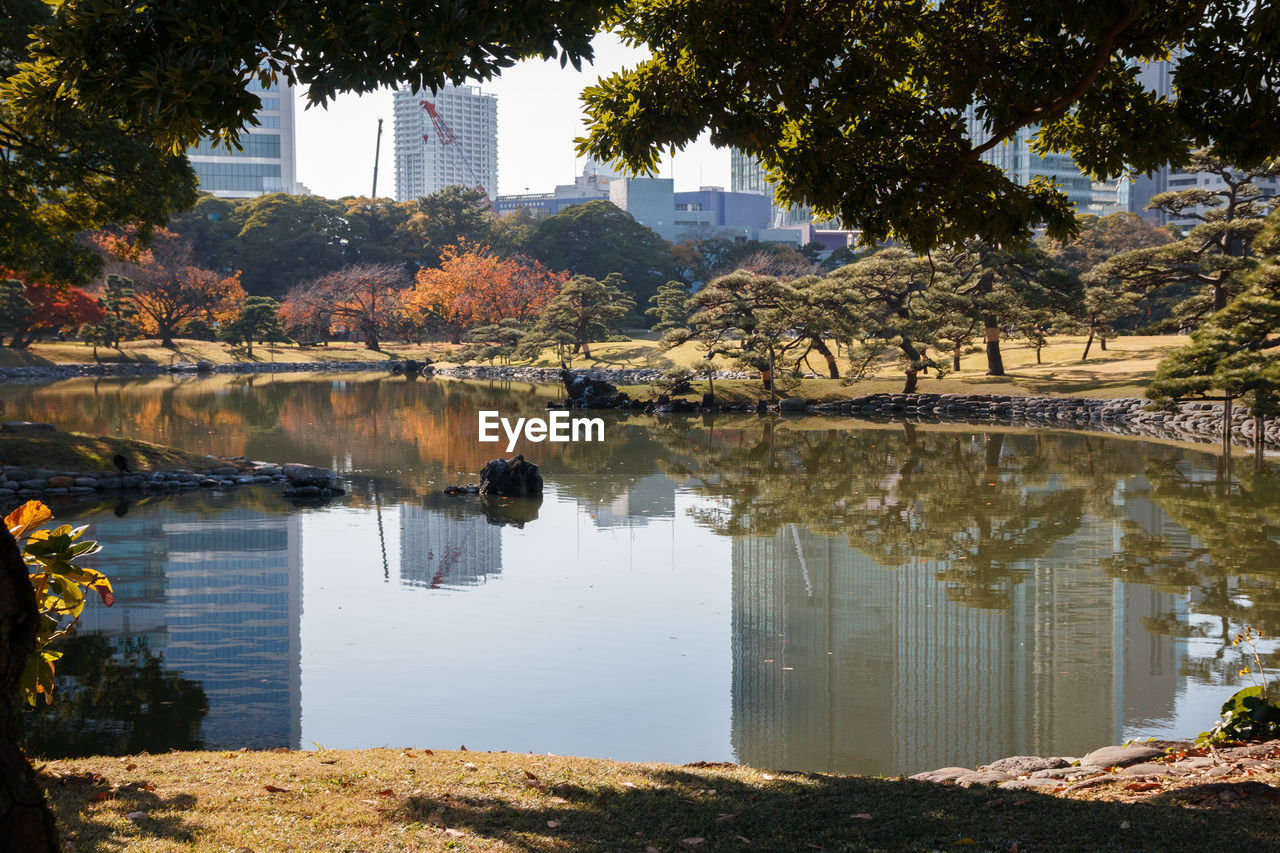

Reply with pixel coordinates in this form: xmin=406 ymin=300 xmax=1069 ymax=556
xmin=5 ymin=372 xmax=1279 ymax=775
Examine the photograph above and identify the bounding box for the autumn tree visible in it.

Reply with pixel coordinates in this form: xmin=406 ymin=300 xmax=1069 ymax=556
xmin=93 ymin=228 xmax=245 ymax=346
xmin=406 ymin=243 xmax=565 ymax=343
xmin=284 ymin=263 xmax=408 ymax=352
xmin=520 ymin=273 xmax=635 ymax=361
xmin=7 ymin=278 xmax=105 ymax=349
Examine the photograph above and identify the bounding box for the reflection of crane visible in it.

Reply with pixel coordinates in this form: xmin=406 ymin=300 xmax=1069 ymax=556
xmin=420 ymin=99 xmax=497 ymax=213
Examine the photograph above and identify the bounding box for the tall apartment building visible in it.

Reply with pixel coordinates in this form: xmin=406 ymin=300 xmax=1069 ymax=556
xmin=393 ymin=83 xmax=498 ymax=202
xmin=187 ymin=75 xmax=299 ymax=198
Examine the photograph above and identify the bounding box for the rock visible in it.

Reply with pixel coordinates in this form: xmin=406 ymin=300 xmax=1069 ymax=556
xmin=778 ymin=397 xmax=807 ymax=412
xmin=983 ymin=756 xmax=1069 ymax=776
xmin=1079 ymin=745 xmax=1165 ymax=768
xmin=213 ymin=466 xmax=241 ymax=476
xmin=955 ymin=770 xmax=1012 ymax=788
xmin=74 ymin=477 xmax=100 ymax=488
xmin=478 ymin=456 xmax=543 ymax=498
xmin=560 ymin=368 xmax=617 ymax=404
xmin=1029 ymin=767 xmax=1098 ymax=780
xmin=909 ymin=767 xmax=974 ymax=784
xmin=19 ymin=480 xmax=47 ymax=490
xmin=282 ymin=463 xmax=337 ymax=486
xmin=0 ymin=421 xmax=55 ymax=433
xmin=1119 ymin=763 xmax=1175 ymax=776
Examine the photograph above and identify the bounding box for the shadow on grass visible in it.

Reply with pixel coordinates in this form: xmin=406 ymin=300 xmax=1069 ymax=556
xmin=390 ymin=766 xmax=1275 ymax=852
xmin=44 ymin=773 xmax=201 ymax=848
xmin=0 ymin=347 xmax=58 ymax=368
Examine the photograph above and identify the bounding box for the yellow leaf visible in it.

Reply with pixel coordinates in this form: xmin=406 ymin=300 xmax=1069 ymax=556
xmin=6 ymin=500 xmax=52 ymax=538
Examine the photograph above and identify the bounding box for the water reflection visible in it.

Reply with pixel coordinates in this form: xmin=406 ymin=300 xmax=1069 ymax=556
xmin=6 ymin=374 xmax=1279 ymax=773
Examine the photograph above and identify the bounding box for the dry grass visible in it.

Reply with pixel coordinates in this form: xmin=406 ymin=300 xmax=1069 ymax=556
xmin=38 ymin=748 xmax=1280 ymax=853
xmin=0 ymin=340 xmax=452 ymax=368
xmin=0 ymin=430 xmax=220 ymax=472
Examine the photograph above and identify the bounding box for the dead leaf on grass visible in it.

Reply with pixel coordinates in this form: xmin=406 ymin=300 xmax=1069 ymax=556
xmin=463 ymin=762 xmax=478 ymax=772
xmin=125 ymin=763 xmax=136 ymax=772
xmin=548 ymin=796 xmax=569 ymax=805
xmin=851 ymin=813 xmax=872 ymax=820
xmin=271 ymin=747 xmax=290 ymax=754
xmin=547 ymin=820 xmax=562 ymax=829
xmin=444 ymin=828 xmax=465 ymax=838
xmin=679 ymin=838 xmax=706 ymax=849
xmin=263 ymin=785 xmax=289 ymax=793
xmin=375 ymin=788 xmax=395 ymax=797
xmin=1125 ymin=782 xmax=1162 ymax=792
xmin=88 ymin=791 xmax=113 ymax=803
xmin=715 ymin=813 xmax=737 ymax=822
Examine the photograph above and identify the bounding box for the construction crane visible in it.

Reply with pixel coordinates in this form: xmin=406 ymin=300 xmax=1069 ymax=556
xmin=420 ymin=100 xmax=497 ymax=213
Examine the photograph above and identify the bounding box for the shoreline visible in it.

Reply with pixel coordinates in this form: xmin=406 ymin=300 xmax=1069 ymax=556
xmin=3 ymin=360 xmax=1276 ymax=452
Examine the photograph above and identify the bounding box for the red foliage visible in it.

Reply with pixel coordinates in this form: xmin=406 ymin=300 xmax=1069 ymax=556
xmin=0 ymin=269 xmax=104 ymax=347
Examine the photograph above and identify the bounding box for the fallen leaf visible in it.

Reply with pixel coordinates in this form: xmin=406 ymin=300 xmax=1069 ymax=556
xmin=125 ymin=764 xmax=137 ymax=772
xmin=553 ymin=782 xmax=572 ymax=795
xmin=263 ymin=785 xmax=289 ymax=793
xmin=141 ymin=782 xmax=156 ymax=792
xmin=445 ymin=828 xmax=465 ymax=838
xmin=1012 ymin=799 xmax=1028 ymax=806
xmin=715 ymin=813 xmax=737 ymax=822
xmin=88 ymin=791 xmax=112 ymax=803
xmin=271 ymin=747 xmax=290 ymax=754
xmin=524 ymin=769 xmax=540 ymax=780
xmin=547 ymin=820 xmax=562 ymax=829
xmin=679 ymin=839 xmax=706 ymax=849
xmin=126 ymin=811 xmax=147 ymax=821
xmin=375 ymin=788 xmax=395 ymax=797
xmin=622 ymin=782 xmax=637 ymax=788
xmin=548 ymin=796 xmax=570 ymax=805
xmin=463 ymin=763 xmax=478 ymax=772
xmin=852 ymin=813 xmax=872 ymax=820
xmin=423 ymin=749 xmax=434 ymax=755
xmin=320 ymin=759 xmax=338 ymax=765
xmin=1125 ymin=782 xmax=1161 ymax=792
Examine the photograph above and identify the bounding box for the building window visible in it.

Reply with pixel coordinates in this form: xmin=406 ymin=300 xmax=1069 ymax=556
xmin=189 ymin=133 xmax=282 ymax=159
xmin=191 ymin=161 xmax=284 ymax=192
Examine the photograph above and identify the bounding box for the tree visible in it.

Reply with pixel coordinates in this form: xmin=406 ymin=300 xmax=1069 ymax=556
xmin=646 ymin=279 xmax=691 ymax=333
xmin=223 ymin=296 xmax=290 ymax=356
xmin=5 ymin=277 xmax=105 ymax=349
xmin=406 ymin=243 xmax=566 ymax=343
xmin=93 ymin=228 xmax=245 ymax=346
xmin=395 ymin=186 xmax=494 ymax=265
xmin=456 ymin=319 xmax=529 ymax=366
xmin=283 ymin=263 xmax=409 ymax=352
xmin=579 ymin=2 xmax=1280 ymax=251
xmin=0 ymin=280 xmax=33 ymax=347
xmin=342 ymin=196 xmax=412 ymax=265
xmin=521 ymin=274 xmax=636 ymax=360
xmin=219 ymin=194 xmax=354 ymax=297
xmin=84 ymin=274 xmax=142 ymax=350
xmin=0 ymin=0 xmax=196 ymax=287
xmin=823 ymin=249 xmax=952 ymax=393
xmin=1084 ymin=151 xmax=1280 ymax=332
xmin=523 ymin=201 xmax=679 ymax=313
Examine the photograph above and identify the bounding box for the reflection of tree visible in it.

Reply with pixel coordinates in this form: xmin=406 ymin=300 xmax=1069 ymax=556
xmin=19 ymin=634 xmax=207 ymax=758
xmin=1106 ymin=463 xmax=1280 ymax=643
xmin=651 ymin=421 xmax=1144 ymax=609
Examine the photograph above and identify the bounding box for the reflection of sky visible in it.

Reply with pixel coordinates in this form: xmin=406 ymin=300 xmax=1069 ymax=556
xmin=298 ymin=487 xmax=735 ymax=764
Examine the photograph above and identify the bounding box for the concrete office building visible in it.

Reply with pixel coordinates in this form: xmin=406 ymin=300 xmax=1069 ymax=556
xmin=187 ymin=75 xmax=300 ymax=198
xmin=1129 ymin=58 xmax=1280 ymax=229
xmin=964 ymin=108 xmax=1095 ymax=213
xmin=393 ymin=83 xmax=498 ymax=202
xmin=730 ymin=149 xmax=818 ymax=228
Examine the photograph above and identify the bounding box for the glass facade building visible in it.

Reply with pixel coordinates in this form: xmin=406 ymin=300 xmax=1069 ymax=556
xmin=187 ymin=75 xmax=298 ymax=198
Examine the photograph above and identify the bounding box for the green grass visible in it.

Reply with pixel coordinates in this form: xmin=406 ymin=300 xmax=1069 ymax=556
xmin=0 ymin=430 xmax=219 ymax=473
xmin=38 ymin=748 xmax=1278 ymax=852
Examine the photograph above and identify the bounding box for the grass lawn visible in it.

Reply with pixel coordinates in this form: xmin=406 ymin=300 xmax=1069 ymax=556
xmin=0 ymin=339 xmax=452 ymax=368
xmin=0 ymin=430 xmax=221 ymax=473
xmin=39 ymin=748 xmax=1276 ymax=852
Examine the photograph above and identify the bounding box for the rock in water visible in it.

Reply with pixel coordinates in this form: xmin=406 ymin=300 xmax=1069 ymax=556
xmin=478 ymin=456 xmax=543 ymax=497
xmin=560 ymin=368 xmax=617 ymax=404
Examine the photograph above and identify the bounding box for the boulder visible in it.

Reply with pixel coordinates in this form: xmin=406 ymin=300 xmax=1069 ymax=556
xmin=955 ymin=770 xmax=1012 ymax=788
xmin=1079 ymin=745 xmax=1165 ymax=768
xmin=983 ymin=756 xmax=1069 ymax=776
xmin=282 ymin=463 xmax=337 ymax=487
xmin=778 ymin=397 xmax=807 ymax=412
xmin=561 ymin=369 xmax=617 ymax=403
xmin=478 ymin=456 xmax=543 ymax=498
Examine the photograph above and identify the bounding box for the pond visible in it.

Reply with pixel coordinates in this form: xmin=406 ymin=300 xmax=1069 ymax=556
xmin=5 ymin=371 xmax=1279 ymax=776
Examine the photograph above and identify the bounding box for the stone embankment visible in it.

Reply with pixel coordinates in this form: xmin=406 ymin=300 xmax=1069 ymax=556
xmin=0 ymin=359 xmax=404 ymax=384
xmin=909 ymin=739 xmax=1280 ymax=795
xmin=0 ymin=460 xmax=342 ymax=502
xmin=434 ymin=364 xmax=753 ymax=385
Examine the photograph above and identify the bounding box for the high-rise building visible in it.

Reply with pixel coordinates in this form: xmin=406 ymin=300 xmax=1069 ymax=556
xmin=393 ymin=83 xmax=498 ymax=202
xmin=1129 ymin=58 xmax=1280 ymax=229
xmin=187 ymin=75 xmax=299 ymax=198
xmin=729 ymin=149 xmax=816 ymax=227
xmin=964 ymin=109 xmax=1095 ymax=212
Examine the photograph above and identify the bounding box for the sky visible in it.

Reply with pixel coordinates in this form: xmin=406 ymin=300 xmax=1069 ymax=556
xmin=293 ymin=33 xmax=731 ymax=201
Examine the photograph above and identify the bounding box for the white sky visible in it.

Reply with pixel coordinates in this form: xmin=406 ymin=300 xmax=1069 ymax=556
xmin=294 ymin=33 xmax=730 ymax=201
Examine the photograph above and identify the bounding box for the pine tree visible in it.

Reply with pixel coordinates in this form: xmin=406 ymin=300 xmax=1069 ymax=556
xmin=222 ymin=296 xmax=290 ymax=356
xmin=0 ymin=280 xmax=33 ymax=347
xmin=520 ymin=273 xmax=635 ymax=361
xmin=645 ymin=279 xmax=691 ymax=333
xmin=85 ymin=274 xmax=141 ymax=349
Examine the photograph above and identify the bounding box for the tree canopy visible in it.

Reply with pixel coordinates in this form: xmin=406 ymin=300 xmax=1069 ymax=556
xmin=579 ymin=0 xmax=1280 ymax=250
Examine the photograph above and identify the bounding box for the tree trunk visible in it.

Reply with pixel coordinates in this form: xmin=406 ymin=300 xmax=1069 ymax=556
xmin=902 ymin=367 xmax=919 ymax=394
xmin=1035 ymin=345 xmax=1043 ymax=365
xmin=953 ymin=346 xmax=961 ymax=372
xmin=581 ymin=340 xmax=591 ymax=359
xmin=1222 ymin=395 xmax=1234 ymax=464
xmin=1081 ymin=327 xmax=1096 ymax=361
xmin=900 ymin=338 xmax=922 ymax=393
xmin=1257 ymin=413 xmax=1266 ymax=473
xmin=364 ymin=326 xmax=381 ymax=352
xmin=1099 ymin=336 xmax=1107 ymax=351
xmin=0 ymin=526 xmax=61 ymax=852
xmin=811 ymin=338 xmax=840 ymax=378
xmin=984 ymin=322 xmax=1005 ymax=375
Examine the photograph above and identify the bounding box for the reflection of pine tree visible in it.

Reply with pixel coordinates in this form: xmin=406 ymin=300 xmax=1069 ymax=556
xmin=650 ymin=422 xmax=1141 ymax=610
xmin=18 ymin=634 xmax=207 ymax=758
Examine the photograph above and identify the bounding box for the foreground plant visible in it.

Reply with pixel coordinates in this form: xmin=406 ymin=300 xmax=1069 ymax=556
xmin=1198 ymin=625 xmax=1280 ymax=746
xmin=5 ymin=500 xmax=113 ymax=706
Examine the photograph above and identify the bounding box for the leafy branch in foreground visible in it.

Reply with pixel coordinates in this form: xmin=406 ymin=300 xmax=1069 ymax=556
xmin=6 ymin=501 xmax=113 ymax=706
xmin=1198 ymin=625 xmax=1280 ymax=746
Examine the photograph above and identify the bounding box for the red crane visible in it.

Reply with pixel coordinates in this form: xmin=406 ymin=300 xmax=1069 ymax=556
xmin=420 ymin=99 xmax=496 ymax=213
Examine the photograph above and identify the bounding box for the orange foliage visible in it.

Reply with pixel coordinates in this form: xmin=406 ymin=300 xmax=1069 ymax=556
xmin=90 ymin=227 xmax=244 ymax=343
xmin=407 ymin=242 xmax=566 ymax=329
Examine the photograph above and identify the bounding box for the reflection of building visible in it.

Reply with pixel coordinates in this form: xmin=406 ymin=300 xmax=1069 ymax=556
xmin=582 ymin=473 xmax=677 ymax=529
xmin=398 ymin=505 xmax=502 ymax=588
xmin=80 ymin=504 xmax=303 ymax=749
xmin=730 ymin=515 xmax=1183 ymax=775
